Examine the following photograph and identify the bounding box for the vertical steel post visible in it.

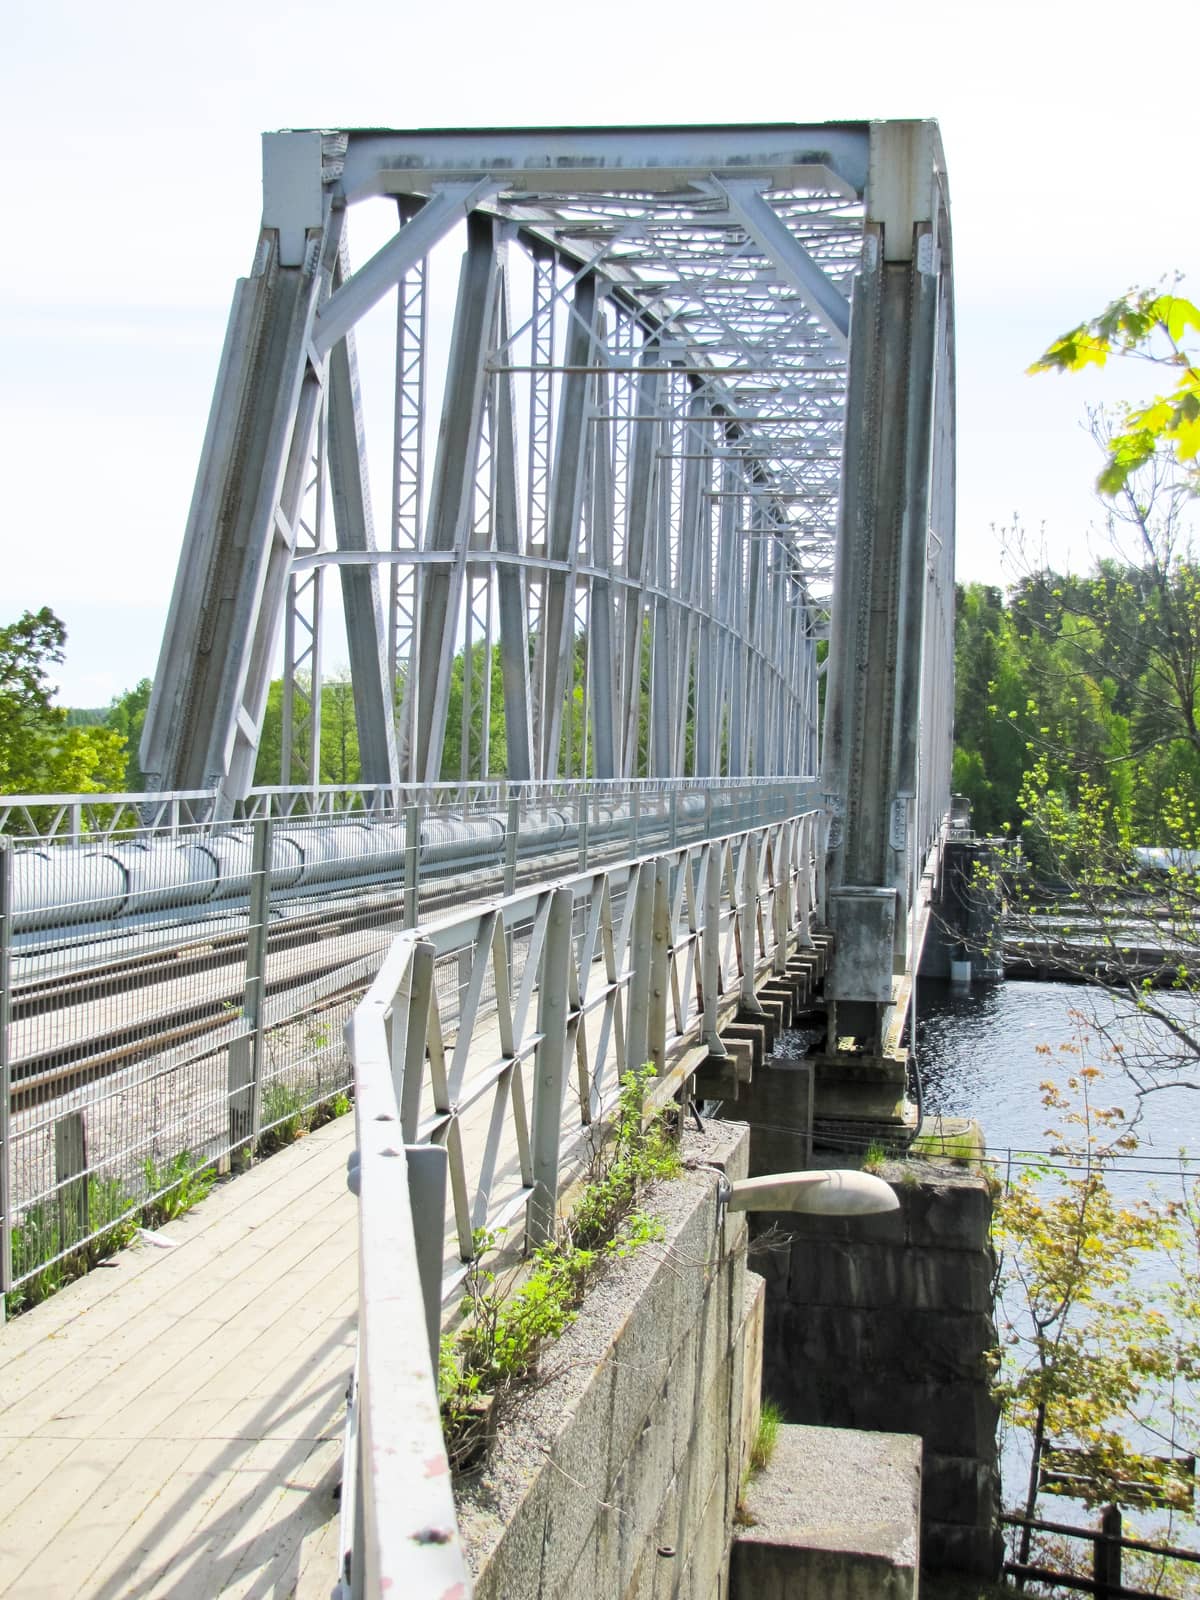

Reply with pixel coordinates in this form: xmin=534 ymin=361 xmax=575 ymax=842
xmin=405 ymin=1144 xmax=448 ymax=1369
xmin=528 ymin=887 xmax=574 ymax=1245
xmin=578 ymin=790 xmax=589 ymax=873
xmin=396 ymin=941 xmax=436 ymax=1144
xmin=701 ymin=845 xmax=726 ymax=1055
xmin=243 ymin=815 xmax=273 ymax=1144
xmin=504 ymin=794 xmax=519 ymax=896
xmin=54 ymin=1113 xmax=88 ymax=1249
xmin=626 ymin=862 xmax=656 ymax=1073
xmin=647 ymin=857 xmax=671 ymax=1070
xmin=404 ymin=803 xmax=420 ymax=926
xmin=0 ymin=842 xmax=12 ymax=1302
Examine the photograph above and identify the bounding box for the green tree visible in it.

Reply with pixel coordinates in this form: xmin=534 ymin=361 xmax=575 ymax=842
xmin=105 ymin=678 xmax=152 ymax=790
xmin=0 ymin=609 xmax=127 ymax=797
xmin=995 ymin=1063 xmax=1198 ymax=1580
xmin=1031 ymin=288 xmax=1200 ymax=495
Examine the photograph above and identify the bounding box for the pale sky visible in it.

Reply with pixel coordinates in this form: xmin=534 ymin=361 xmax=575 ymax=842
xmin=3 ymin=0 xmax=1196 ymax=705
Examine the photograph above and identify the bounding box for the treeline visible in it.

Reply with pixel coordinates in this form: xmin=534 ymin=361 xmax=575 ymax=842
xmin=953 ymin=563 xmax=1200 ymax=844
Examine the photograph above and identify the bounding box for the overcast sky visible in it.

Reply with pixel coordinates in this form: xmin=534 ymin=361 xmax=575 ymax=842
xmin=4 ymin=0 xmax=1196 ymax=705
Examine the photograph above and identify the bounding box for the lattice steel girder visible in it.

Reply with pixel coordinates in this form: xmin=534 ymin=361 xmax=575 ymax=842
xmin=406 ymin=212 xmax=497 ymax=785
xmin=326 ymin=248 xmax=399 ymax=789
xmin=144 ymin=118 xmax=952 ymax=822
xmin=820 ymin=120 xmax=954 ymax=1042
xmin=141 ymin=200 xmax=343 ymax=800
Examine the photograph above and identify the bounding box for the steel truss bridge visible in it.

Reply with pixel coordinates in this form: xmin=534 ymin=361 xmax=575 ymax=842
xmin=0 ymin=120 xmax=955 ymax=1598
xmin=134 ymin=116 xmax=954 ymax=1053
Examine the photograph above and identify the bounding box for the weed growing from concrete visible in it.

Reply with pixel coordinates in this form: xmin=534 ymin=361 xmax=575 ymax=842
xmin=749 ymin=1398 xmax=783 ymax=1473
xmin=861 ymin=1139 xmax=889 ymax=1173
xmin=438 ymin=1064 xmax=680 ymax=1470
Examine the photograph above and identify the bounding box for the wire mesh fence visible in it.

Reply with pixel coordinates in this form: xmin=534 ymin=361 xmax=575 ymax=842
xmin=0 ymin=779 xmax=820 ymax=1305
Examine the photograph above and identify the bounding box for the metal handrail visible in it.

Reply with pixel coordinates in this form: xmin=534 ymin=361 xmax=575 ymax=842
xmin=340 ymin=805 xmax=828 ymax=1595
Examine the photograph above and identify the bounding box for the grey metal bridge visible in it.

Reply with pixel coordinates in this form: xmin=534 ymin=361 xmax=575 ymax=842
xmin=0 ymin=120 xmax=956 ymax=1597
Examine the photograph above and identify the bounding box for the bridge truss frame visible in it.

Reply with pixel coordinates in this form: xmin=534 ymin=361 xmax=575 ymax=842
xmin=138 ymin=116 xmax=955 ymax=1070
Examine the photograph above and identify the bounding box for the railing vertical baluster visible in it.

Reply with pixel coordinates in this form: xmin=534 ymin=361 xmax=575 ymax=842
xmin=626 ymin=861 xmax=655 ymax=1073
xmin=528 ymin=887 xmax=574 ymax=1246
xmin=701 ymin=844 xmax=725 ymax=1055
xmin=504 ymin=794 xmax=519 ymax=896
xmin=648 ymin=858 xmax=670 ymax=1069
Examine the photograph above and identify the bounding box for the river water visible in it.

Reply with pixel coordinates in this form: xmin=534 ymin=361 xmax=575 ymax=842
xmin=914 ymin=975 xmax=1199 ymax=1547
xmin=916 ymin=977 xmax=1197 ymax=1194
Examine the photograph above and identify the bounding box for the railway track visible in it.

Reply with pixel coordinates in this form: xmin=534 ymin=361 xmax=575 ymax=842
xmin=6 ymin=837 xmax=640 ymax=1111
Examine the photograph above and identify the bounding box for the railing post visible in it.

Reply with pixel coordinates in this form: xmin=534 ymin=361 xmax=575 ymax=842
xmin=649 ymin=858 xmax=670 ymax=1069
xmin=740 ymin=833 xmax=766 ymax=1013
xmin=404 ymin=803 xmax=421 ymax=927
xmin=773 ymin=823 xmax=791 ymax=974
xmin=405 ymin=1144 xmax=448 ymax=1369
xmin=626 ymin=860 xmax=656 ymax=1076
xmin=54 ymin=1112 xmax=88 ymax=1249
xmin=0 ymin=841 xmax=12 ymax=1306
xmin=528 ymin=887 xmax=574 ymax=1247
xmin=578 ymin=789 xmax=589 ymax=873
xmin=632 ymin=789 xmax=641 ymax=855
xmin=504 ymin=794 xmax=519 ymax=896
xmin=245 ymin=816 xmax=272 ymax=1071
xmin=229 ymin=816 xmax=272 ymax=1157
xmin=1094 ymin=1504 xmax=1122 ymax=1600
xmin=702 ymin=844 xmax=726 ymax=1055
xmin=394 ymin=941 xmax=436 ymax=1144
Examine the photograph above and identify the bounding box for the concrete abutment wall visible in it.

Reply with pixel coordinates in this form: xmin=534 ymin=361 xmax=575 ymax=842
xmin=455 ymin=1121 xmax=762 ymax=1600
xmin=749 ymin=1158 xmax=1003 ymax=1576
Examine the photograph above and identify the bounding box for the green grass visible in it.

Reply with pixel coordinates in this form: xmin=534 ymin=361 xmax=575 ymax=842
xmin=908 ymin=1125 xmax=985 ymax=1165
xmin=6 ymin=1083 xmax=355 ymax=1317
xmin=750 ymin=1399 xmax=784 ymax=1473
xmin=861 ymin=1139 xmax=890 ymax=1173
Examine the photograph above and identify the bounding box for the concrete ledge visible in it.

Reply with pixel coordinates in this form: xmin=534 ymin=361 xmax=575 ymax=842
xmin=732 ymin=1423 xmax=921 ymax=1599
xmin=455 ymin=1121 xmax=756 ymax=1600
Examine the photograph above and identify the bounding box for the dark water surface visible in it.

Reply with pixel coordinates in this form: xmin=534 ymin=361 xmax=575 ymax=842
xmin=915 ymin=977 xmax=1198 ymax=1542
xmin=915 ymin=977 xmax=1197 ymax=1187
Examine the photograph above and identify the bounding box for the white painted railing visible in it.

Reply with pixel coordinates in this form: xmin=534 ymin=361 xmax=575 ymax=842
xmin=340 ymin=806 xmax=828 ymax=1596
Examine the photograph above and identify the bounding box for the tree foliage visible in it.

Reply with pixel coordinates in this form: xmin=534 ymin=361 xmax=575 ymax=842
xmin=995 ymin=1061 xmax=1199 ymax=1574
xmin=104 ymin=678 xmax=152 ymax=790
xmin=1031 ymin=289 xmax=1200 ymax=495
xmin=0 ymin=609 xmax=127 ymax=796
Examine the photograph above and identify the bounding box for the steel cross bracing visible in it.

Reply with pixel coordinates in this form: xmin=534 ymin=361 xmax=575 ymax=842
xmin=139 ymin=120 xmax=956 ymax=1041
xmin=141 ymin=125 xmax=874 ymax=805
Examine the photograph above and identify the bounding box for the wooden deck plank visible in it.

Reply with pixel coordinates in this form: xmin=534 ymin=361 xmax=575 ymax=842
xmin=0 ymin=1115 xmax=355 ymax=1599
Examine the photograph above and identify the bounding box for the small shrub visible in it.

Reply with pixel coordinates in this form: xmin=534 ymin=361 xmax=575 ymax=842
xmin=439 ymin=1064 xmax=681 ymax=1469
xmin=257 ymin=1080 xmax=310 ymax=1153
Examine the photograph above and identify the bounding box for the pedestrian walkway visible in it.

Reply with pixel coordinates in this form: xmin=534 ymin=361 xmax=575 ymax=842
xmin=0 ymin=1113 xmax=357 ymax=1598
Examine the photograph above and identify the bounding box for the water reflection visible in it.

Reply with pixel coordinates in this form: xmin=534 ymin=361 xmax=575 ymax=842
xmin=916 ymin=978 xmax=1196 ymax=1171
